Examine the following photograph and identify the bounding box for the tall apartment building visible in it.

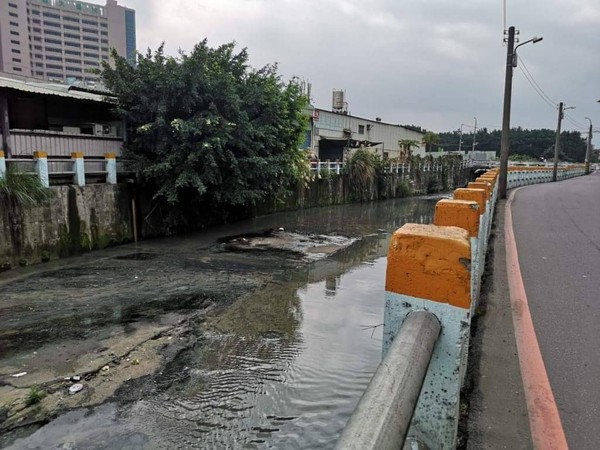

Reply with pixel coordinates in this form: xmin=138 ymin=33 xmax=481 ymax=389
xmin=0 ymin=0 xmax=135 ymax=83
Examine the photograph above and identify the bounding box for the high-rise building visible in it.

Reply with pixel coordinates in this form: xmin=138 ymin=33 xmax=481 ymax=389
xmin=0 ymin=0 xmax=135 ymax=83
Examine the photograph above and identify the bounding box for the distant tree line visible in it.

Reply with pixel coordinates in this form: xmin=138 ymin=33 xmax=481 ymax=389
xmin=437 ymin=127 xmax=588 ymax=162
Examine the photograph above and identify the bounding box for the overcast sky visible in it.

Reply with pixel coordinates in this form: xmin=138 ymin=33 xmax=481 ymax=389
xmin=99 ymin=0 xmax=600 ymax=134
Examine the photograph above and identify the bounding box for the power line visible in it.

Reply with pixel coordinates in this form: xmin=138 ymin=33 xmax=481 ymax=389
xmin=517 ymin=56 xmax=556 ymax=106
xmin=517 ymin=62 xmax=557 ymax=110
xmin=563 ymin=113 xmax=588 ymax=131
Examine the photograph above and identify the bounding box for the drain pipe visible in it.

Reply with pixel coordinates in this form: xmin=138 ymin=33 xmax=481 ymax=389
xmin=335 ymin=310 xmax=441 ymax=450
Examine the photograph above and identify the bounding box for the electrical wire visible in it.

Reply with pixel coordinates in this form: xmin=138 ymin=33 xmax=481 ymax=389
xmin=517 ymin=63 xmax=557 ymax=110
xmin=518 ymin=56 xmax=557 ymax=106
xmin=563 ymin=113 xmax=588 ymax=131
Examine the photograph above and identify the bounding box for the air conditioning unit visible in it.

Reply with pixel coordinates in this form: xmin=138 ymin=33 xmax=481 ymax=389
xmin=93 ymin=124 xmax=117 ymax=137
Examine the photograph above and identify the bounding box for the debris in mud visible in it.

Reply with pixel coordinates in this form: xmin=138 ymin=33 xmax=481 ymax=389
xmin=218 ymin=229 xmax=355 ymax=260
xmin=11 ymin=372 xmax=27 ymax=378
xmin=68 ymin=384 xmax=83 ymax=395
xmin=70 ymin=375 xmax=81 ymax=382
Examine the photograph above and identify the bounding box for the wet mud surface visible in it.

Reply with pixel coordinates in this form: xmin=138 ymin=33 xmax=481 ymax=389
xmin=0 ymin=197 xmax=438 ymax=449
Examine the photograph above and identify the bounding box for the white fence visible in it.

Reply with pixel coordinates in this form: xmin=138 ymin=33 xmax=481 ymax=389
xmin=8 ymin=129 xmax=123 ymax=158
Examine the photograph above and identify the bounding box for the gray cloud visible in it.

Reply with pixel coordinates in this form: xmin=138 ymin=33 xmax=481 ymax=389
xmin=103 ymin=0 xmax=600 ymax=133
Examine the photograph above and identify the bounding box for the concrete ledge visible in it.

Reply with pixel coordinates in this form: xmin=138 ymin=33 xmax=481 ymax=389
xmin=434 ymin=199 xmax=480 ymax=237
xmin=454 ymin=188 xmax=487 ymax=214
xmin=386 ymin=223 xmax=471 ymax=309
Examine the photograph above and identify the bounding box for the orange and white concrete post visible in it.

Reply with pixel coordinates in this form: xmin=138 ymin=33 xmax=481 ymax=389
xmin=384 ymin=223 xmax=472 ymax=449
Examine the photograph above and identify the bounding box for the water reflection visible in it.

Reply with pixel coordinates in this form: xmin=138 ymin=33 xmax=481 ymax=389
xmin=2 ymin=196 xmax=438 ymax=449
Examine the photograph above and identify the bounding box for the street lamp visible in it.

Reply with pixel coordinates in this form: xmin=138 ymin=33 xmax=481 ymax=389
xmin=498 ymin=27 xmax=543 ymax=199
xmin=471 ymin=117 xmax=478 ymax=153
xmin=585 ymin=117 xmax=592 ymax=174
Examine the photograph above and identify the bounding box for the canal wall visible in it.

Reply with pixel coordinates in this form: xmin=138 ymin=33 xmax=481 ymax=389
xmin=254 ymin=160 xmax=469 ymax=216
xmin=0 ymin=184 xmax=132 ymax=271
xmin=1 ymin=158 xmax=468 ymax=269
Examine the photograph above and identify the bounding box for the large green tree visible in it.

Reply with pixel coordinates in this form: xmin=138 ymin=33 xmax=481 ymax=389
xmin=101 ymin=40 xmax=308 ymax=229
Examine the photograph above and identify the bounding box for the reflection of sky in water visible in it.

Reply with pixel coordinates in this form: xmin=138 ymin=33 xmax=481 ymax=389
xmin=4 ymin=196 xmax=436 ymax=449
xmin=7 ymin=259 xmax=387 ymax=450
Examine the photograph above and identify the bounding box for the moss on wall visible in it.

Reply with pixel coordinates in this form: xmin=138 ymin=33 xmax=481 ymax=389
xmin=0 ymin=184 xmax=134 ymax=271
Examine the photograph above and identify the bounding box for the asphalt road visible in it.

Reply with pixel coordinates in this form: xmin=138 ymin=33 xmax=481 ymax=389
xmin=511 ymin=170 xmax=600 ymax=450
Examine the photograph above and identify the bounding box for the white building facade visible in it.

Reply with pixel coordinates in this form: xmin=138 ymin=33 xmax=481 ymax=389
xmin=0 ymin=0 xmax=135 ymax=83
xmin=309 ymin=108 xmax=427 ymax=161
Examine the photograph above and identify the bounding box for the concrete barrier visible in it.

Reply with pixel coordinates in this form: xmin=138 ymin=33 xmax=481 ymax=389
xmin=338 ymin=163 xmax=587 ymax=449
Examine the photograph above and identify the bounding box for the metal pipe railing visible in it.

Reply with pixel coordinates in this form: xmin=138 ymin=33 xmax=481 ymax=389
xmin=335 ymin=311 xmax=441 ymax=450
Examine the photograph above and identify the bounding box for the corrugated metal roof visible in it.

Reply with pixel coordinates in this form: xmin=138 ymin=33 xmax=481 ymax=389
xmin=0 ymin=74 xmax=111 ymax=103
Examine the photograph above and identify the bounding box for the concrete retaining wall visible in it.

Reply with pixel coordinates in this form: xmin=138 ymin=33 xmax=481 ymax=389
xmin=0 ymin=184 xmax=133 ymax=271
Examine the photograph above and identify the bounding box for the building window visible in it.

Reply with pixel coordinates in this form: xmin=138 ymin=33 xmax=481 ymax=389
xmin=65 ymin=33 xmax=80 ymax=39
xmin=10 ymin=39 xmax=20 ymax=45
xmin=65 ymin=50 xmax=81 ymax=56
xmin=46 ymin=64 xmax=63 ymax=70
xmin=47 ymin=72 xmax=63 ymax=78
xmin=36 ymin=62 xmax=44 ymax=67
xmin=32 ymin=18 xmax=41 ymax=24
xmin=46 ymin=55 xmax=63 ymax=61
xmin=101 ymin=31 xmax=108 ymax=36
xmin=64 ymin=24 xmax=79 ymax=31
xmin=10 ymin=31 xmax=19 ymax=36
xmin=100 ymin=23 xmax=108 ymax=28
xmin=83 ymin=52 xmax=99 ymax=59
xmin=358 ymin=125 xmax=365 ymax=135
xmin=45 ymin=47 xmax=62 ymax=53
xmin=65 ymin=58 xmax=81 ymax=64
xmin=31 ymin=9 xmax=40 ymax=15
xmin=12 ymin=49 xmax=21 ymax=54
xmin=84 ymin=61 xmax=99 ymax=67
xmin=32 ymin=27 xmax=41 ymax=32
xmin=82 ymin=19 xmax=98 ymax=26
xmin=45 ymin=38 xmax=62 ymax=45
xmin=83 ymin=44 xmax=99 ymax=50
xmin=36 ymin=70 xmax=45 ymax=76
xmin=101 ymin=47 xmax=108 ymax=52
xmin=46 ymin=29 xmax=61 ymax=36
xmin=13 ymin=67 xmax=22 ymax=72
xmin=66 ymin=66 xmax=81 ymax=72
xmin=82 ymin=27 xmax=97 ymax=34
xmin=63 ymin=16 xmax=79 ymax=23
xmin=9 ymin=12 xmax=18 ymax=18
xmin=9 ymin=2 xmax=18 ymax=8
xmin=43 ymin=12 xmax=60 ymax=19
xmin=100 ymin=39 xmax=108 ymax=44
xmin=12 ymin=58 xmax=22 ymax=63
xmin=83 ymin=36 xmax=98 ymax=42
xmin=65 ymin=41 xmax=80 ymax=48
xmin=43 ymin=21 xmax=61 ymax=28
xmin=10 ymin=21 xmax=19 ymax=27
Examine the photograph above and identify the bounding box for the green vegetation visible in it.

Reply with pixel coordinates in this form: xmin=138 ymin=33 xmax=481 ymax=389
xmin=25 ymin=386 xmax=45 ymax=406
xmin=0 ymin=169 xmax=52 ymax=209
xmin=437 ymin=127 xmax=587 ymax=162
xmin=422 ymin=132 xmax=440 ymax=153
xmin=345 ymin=149 xmax=383 ymax=201
xmin=101 ymin=40 xmax=309 ymax=232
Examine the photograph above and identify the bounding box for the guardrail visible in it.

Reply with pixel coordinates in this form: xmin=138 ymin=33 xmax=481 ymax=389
xmin=0 ymin=151 xmax=118 ymax=186
xmin=309 ymin=159 xmax=470 ymax=175
xmin=337 ymin=164 xmax=586 ymax=449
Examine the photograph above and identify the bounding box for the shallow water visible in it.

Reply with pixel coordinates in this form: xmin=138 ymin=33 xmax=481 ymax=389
xmin=3 ymin=197 xmax=437 ymax=449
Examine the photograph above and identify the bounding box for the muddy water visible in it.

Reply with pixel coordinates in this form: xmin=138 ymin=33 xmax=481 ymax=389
xmin=1 ymin=197 xmax=439 ymax=449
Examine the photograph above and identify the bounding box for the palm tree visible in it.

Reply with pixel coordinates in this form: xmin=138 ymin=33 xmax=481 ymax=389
xmin=422 ymin=132 xmax=440 ymax=153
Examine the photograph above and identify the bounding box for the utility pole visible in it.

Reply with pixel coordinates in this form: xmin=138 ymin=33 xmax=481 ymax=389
xmin=584 ymin=117 xmax=592 ymax=175
xmin=498 ymin=26 xmax=515 ymax=199
xmin=458 ymin=126 xmax=463 ymax=153
xmin=471 ymin=117 xmax=478 ymax=153
xmin=552 ymin=102 xmax=564 ymax=182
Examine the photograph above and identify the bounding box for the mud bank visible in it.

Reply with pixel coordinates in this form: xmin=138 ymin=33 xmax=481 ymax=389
xmin=0 ymin=229 xmax=355 ymax=443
